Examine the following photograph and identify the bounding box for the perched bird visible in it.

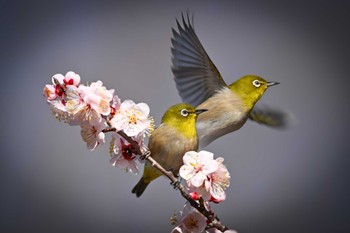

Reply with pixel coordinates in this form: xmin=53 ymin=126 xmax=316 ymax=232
xmin=171 ymin=14 xmax=288 ymax=148
xmin=132 ymin=103 xmax=207 ymax=197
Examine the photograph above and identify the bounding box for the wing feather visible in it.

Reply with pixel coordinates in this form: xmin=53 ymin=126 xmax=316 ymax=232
xmin=171 ymin=13 xmax=227 ymax=106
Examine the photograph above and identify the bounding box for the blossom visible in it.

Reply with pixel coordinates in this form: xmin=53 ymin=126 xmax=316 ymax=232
xmin=52 ymin=71 xmax=81 ymax=86
xmin=64 ymin=81 xmax=115 ymax=126
xmin=44 ymin=71 xmax=84 ymax=123
xmin=180 ymin=151 xmax=230 ymax=202
xmin=65 ymin=85 xmax=102 ymax=126
xmin=63 ymin=71 xmax=81 ymax=86
xmin=110 ymin=99 xmax=152 ymax=137
xmin=180 ymin=151 xmax=219 ymax=187
xmin=79 ymin=80 xmax=114 ymax=116
xmin=110 ymin=134 xmax=140 ymax=174
xmin=110 ymin=95 xmax=121 ymax=117
xmin=80 ymin=119 xmax=107 ymax=150
xmin=43 ymin=76 xmax=64 ymax=102
xmin=171 ymin=203 xmax=207 ymax=233
xmin=208 ymin=157 xmax=230 ymax=202
xmin=43 ymin=84 xmax=56 ymax=101
xmin=49 ymin=100 xmax=81 ymax=125
xmin=89 ymin=80 xmax=114 ymax=102
xmin=45 ymin=71 xmax=80 ymax=101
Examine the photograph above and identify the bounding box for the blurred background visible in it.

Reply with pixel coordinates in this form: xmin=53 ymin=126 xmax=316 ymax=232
xmin=1 ymin=0 xmax=349 ymax=232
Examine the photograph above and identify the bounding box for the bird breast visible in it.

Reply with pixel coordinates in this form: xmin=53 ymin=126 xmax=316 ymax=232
xmin=196 ymin=87 xmax=249 ymax=147
xmin=148 ymin=124 xmax=198 ymax=174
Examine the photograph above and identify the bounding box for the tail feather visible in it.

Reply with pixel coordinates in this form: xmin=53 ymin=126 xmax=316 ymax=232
xmin=132 ymin=178 xmax=150 ymax=197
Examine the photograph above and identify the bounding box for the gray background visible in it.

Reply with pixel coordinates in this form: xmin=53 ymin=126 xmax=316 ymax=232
xmin=1 ymin=0 xmax=349 ymax=232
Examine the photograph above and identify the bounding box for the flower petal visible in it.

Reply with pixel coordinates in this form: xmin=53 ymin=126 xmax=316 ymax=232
xmin=182 ymin=151 xmax=198 ymax=166
xmin=135 ymin=103 xmax=150 ymax=117
xmin=203 ymin=160 xmax=219 ymax=175
xmin=43 ymin=85 xmax=56 ymax=101
xmin=99 ymin=99 xmax=111 ymax=116
xmin=121 ymin=99 xmax=135 ymax=111
xmin=179 ymin=165 xmax=195 ymax=180
xmin=52 ymin=74 xmax=64 ymax=84
xmin=191 ymin=172 xmax=206 ymax=187
xmin=123 ymin=124 xmax=141 ymax=137
xmin=198 ymin=150 xmax=214 ymax=163
xmin=128 ymin=161 xmax=139 ymax=175
xmin=65 ymin=71 xmax=80 ymax=86
xmin=170 ymin=226 xmax=183 ymax=233
xmin=97 ymin=131 xmax=105 ymax=144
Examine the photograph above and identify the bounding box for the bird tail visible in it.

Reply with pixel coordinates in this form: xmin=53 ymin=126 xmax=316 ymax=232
xmin=132 ymin=177 xmax=150 ymax=197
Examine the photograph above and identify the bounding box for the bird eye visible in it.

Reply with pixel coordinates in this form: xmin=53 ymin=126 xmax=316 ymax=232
xmin=252 ymin=80 xmax=261 ymax=87
xmin=180 ymin=109 xmax=189 ymax=117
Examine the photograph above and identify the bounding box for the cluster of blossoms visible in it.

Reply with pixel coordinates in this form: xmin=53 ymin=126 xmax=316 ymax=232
xmin=43 ymin=71 xmax=154 ymax=174
xmin=171 ymin=151 xmax=231 ymax=232
xmin=180 ymin=151 xmax=230 ymax=203
xmin=43 ymin=71 xmax=234 ymax=233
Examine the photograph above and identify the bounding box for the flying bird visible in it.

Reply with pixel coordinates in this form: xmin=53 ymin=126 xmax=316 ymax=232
xmin=171 ymin=14 xmax=289 ymax=148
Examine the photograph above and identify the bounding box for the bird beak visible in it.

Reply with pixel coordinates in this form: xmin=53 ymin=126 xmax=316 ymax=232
xmin=267 ymin=81 xmax=280 ymax=87
xmin=195 ymin=109 xmax=208 ymax=115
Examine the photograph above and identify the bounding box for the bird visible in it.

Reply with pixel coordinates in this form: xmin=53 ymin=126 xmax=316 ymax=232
xmin=171 ymin=14 xmax=288 ymax=148
xmin=132 ymin=103 xmax=207 ymax=197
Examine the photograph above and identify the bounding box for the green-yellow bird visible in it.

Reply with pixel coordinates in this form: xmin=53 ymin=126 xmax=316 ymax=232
xmin=171 ymin=15 xmax=287 ymax=148
xmin=132 ymin=103 xmax=207 ymax=197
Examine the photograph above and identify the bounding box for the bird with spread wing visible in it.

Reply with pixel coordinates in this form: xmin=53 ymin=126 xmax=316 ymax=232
xmin=171 ymin=14 xmax=290 ymax=148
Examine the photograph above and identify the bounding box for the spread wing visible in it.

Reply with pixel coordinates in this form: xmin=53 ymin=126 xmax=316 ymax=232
xmin=171 ymin=14 xmax=227 ymax=106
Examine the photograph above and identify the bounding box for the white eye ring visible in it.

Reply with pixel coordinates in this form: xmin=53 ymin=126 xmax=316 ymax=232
xmin=252 ymin=80 xmax=261 ymax=87
xmin=180 ymin=109 xmax=189 ymax=117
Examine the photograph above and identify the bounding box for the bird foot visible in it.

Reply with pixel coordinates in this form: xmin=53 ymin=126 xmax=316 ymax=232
xmin=140 ymin=150 xmax=151 ymax=160
xmin=171 ymin=176 xmax=182 ymax=190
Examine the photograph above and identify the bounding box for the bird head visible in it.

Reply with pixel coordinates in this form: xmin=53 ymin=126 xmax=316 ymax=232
xmin=229 ymin=75 xmax=279 ymax=109
xmin=162 ymin=103 xmax=207 ymax=123
xmin=161 ymin=103 xmax=207 ymax=135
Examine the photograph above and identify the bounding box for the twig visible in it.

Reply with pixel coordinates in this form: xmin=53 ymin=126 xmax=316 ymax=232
xmin=102 ymin=127 xmax=229 ymax=232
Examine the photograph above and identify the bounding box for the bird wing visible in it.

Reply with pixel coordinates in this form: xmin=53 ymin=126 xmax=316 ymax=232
xmin=249 ymin=105 xmax=292 ymax=128
xmin=171 ymin=14 xmax=227 ymax=106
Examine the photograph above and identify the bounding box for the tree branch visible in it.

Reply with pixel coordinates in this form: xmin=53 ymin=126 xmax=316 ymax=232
xmin=102 ymin=127 xmax=229 ymax=232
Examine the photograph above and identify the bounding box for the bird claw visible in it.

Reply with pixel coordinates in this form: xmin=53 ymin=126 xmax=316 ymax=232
xmin=171 ymin=176 xmax=182 ymax=190
xmin=171 ymin=180 xmax=180 ymax=190
xmin=140 ymin=150 xmax=151 ymax=160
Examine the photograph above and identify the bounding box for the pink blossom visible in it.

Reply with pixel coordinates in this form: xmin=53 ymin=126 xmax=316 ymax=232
xmin=110 ymin=99 xmax=152 ymax=137
xmin=171 ymin=203 xmax=207 ymax=233
xmin=180 ymin=151 xmax=230 ymax=202
xmin=89 ymin=80 xmax=114 ymax=102
xmin=80 ymin=119 xmax=107 ymax=150
xmin=43 ymin=84 xmax=57 ymax=101
xmin=51 ymin=73 xmax=65 ymax=86
xmin=51 ymin=71 xmax=81 ymax=87
xmin=45 ymin=72 xmax=82 ymax=120
xmin=110 ymin=95 xmax=121 ymax=117
xmin=43 ymin=74 xmax=65 ymax=102
xmin=208 ymin=157 xmax=230 ymax=202
xmin=180 ymin=151 xmax=219 ymax=188
xmin=63 ymin=71 xmax=80 ymax=86
xmin=110 ymin=134 xmax=139 ymax=174
xmin=79 ymin=81 xmax=114 ymax=116
xmin=49 ymin=100 xmax=76 ymax=125
xmin=187 ymin=180 xmax=212 ymax=201
xmin=65 ymin=85 xmax=102 ymax=126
